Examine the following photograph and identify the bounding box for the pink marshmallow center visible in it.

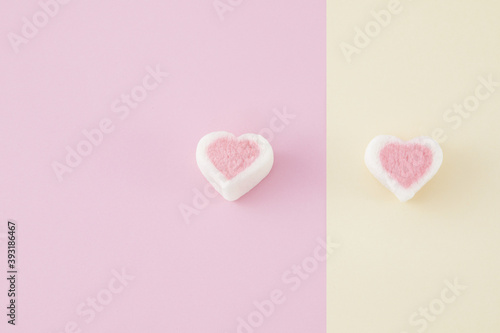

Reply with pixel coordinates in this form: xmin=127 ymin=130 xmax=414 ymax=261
xmin=207 ymin=137 xmax=260 ymax=180
xmin=380 ymin=143 xmax=433 ymax=188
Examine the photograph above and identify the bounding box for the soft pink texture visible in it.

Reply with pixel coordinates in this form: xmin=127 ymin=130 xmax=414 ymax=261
xmin=207 ymin=137 xmax=260 ymax=180
xmin=380 ymin=143 xmax=433 ymax=188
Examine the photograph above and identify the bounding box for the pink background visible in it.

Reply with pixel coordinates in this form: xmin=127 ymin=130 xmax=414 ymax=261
xmin=0 ymin=1 xmax=325 ymax=332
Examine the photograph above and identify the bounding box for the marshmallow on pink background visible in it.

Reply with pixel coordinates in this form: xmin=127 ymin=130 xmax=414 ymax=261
xmin=196 ymin=131 xmax=274 ymax=201
xmin=365 ymin=135 xmax=443 ymax=202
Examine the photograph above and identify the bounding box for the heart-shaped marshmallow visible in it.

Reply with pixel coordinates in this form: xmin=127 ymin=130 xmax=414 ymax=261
xmin=196 ymin=131 xmax=274 ymax=201
xmin=364 ymin=135 xmax=443 ymax=202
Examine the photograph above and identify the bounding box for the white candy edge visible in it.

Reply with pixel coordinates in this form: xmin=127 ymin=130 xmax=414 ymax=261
xmin=196 ymin=131 xmax=274 ymax=201
xmin=364 ymin=135 xmax=443 ymax=202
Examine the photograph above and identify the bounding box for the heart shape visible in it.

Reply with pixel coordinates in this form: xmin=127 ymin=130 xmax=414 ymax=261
xmin=380 ymin=143 xmax=433 ymax=188
xmin=196 ymin=131 xmax=274 ymax=201
xmin=207 ymin=137 xmax=260 ymax=180
xmin=365 ymin=135 xmax=443 ymax=201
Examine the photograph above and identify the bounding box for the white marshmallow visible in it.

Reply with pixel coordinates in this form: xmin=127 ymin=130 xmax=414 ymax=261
xmin=364 ymin=135 xmax=443 ymax=202
xmin=196 ymin=131 xmax=274 ymax=201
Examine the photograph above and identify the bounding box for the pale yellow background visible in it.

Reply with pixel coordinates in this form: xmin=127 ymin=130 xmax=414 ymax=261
xmin=327 ymin=1 xmax=500 ymax=332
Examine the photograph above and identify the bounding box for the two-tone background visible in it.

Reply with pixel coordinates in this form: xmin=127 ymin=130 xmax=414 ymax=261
xmin=1 ymin=0 xmax=499 ymax=332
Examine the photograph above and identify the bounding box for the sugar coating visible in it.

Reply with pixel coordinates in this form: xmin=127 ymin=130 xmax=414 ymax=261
xmin=380 ymin=143 xmax=432 ymax=189
xmin=207 ymin=137 xmax=260 ymax=180
xmin=365 ymin=135 xmax=443 ymax=202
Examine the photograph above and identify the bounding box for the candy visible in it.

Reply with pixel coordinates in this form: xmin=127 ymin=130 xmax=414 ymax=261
xmin=196 ymin=131 xmax=274 ymax=201
xmin=365 ymin=135 xmax=443 ymax=202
